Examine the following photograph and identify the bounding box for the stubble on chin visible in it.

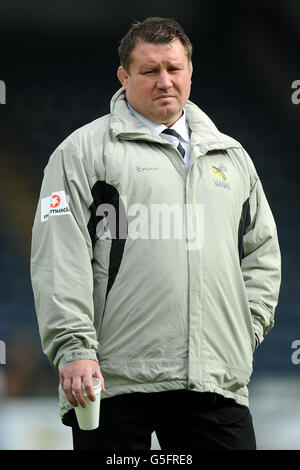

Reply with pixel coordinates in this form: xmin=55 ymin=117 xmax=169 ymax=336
xmin=153 ymin=104 xmax=183 ymax=125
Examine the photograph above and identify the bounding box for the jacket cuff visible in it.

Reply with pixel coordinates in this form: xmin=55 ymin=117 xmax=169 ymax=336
xmin=252 ymin=318 xmax=264 ymax=350
xmin=57 ymin=349 xmax=98 ymax=370
xmin=250 ymin=300 xmax=274 ymax=350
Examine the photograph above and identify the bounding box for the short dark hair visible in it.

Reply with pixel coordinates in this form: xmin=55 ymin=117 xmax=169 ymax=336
xmin=118 ymin=17 xmax=193 ymax=72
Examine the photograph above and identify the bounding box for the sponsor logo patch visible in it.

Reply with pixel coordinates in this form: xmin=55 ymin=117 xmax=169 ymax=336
xmin=136 ymin=166 xmax=159 ymax=173
xmin=210 ymin=163 xmax=230 ymax=190
xmin=41 ymin=190 xmax=71 ymax=222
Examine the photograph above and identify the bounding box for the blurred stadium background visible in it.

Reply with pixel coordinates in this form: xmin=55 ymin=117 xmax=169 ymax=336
xmin=0 ymin=0 xmax=300 ymax=450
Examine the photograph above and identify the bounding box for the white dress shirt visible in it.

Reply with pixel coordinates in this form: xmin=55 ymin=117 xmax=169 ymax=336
xmin=128 ymin=103 xmax=191 ymax=167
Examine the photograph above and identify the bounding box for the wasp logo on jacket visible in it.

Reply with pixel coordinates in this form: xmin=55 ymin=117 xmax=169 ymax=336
xmin=210 ymin=164 xmax=230 ymax=190
xmin=41 ymin=190 xmax=71 ymax=222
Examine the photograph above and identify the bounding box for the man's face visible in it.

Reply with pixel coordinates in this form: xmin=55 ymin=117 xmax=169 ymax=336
xmin=117 ymin=39 xmax=193 ymax=127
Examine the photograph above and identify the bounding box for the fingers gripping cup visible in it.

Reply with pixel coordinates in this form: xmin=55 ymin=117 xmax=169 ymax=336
xmin=73 ymin=378 xmax=101 ymax=430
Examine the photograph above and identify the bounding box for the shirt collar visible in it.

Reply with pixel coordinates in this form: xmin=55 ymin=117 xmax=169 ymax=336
xmin=127 ymin=103 xmax=190 ymax=143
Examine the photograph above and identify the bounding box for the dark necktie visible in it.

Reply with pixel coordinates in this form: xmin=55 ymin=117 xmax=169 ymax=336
xmin=161 ymin=128 xmax=185 ymax=159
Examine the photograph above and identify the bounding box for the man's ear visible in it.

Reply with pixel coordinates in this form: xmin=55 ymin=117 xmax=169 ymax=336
xmin=117 ymin=66 xmax=129 ymax=90
xmin=189 ymin=62 xmax=193 ymax=81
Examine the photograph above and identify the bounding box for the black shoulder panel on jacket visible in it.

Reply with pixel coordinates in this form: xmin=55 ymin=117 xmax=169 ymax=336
xmin=238 ymin=198 xmax=251 ymax=264
xmin=88 ymin=180 xmax=128 ymax=298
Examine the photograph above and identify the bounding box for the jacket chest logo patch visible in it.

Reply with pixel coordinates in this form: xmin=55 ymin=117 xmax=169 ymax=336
xmin=210 ymin=164 xmax=230 ymax=190
xmin=136 ymin=166 xmax=159 ymax=173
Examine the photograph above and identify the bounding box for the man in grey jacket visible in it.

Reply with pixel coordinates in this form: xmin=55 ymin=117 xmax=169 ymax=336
xmin=31 ymin=17 xmax=281 ymax=450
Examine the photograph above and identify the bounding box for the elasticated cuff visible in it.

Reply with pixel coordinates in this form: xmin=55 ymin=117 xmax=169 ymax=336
xmin=57 ymin=349 xmax=98 ymax=370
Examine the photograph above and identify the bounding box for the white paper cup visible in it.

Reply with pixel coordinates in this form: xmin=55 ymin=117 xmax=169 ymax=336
xmin=73 ymin=378 xmax=101 ymax=431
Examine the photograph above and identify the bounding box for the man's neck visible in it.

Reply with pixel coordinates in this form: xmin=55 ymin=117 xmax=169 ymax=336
xmin=127 ymin=103 xmax=186 ymax=133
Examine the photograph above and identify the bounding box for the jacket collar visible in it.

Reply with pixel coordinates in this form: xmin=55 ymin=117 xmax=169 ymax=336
xmin=110 ymin=88 xmax=241 ymax=156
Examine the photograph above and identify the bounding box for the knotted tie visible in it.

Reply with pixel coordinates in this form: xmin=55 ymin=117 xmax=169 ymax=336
xmin=161 ymin=128 xmax=185 ymax=159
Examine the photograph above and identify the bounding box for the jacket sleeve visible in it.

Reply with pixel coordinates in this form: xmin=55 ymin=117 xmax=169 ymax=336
xmin=30 ymin=141 xmax=99 ymax=370
xmin=241 ymin=150 xmax=281 ymax=349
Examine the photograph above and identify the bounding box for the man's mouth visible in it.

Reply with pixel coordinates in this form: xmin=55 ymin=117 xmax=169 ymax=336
xmin=155 ymin=95 xmax=175 ymax=101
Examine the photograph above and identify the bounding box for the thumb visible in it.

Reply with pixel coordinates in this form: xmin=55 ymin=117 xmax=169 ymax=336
xmin=93 ymin=366 xmax=105 ymax=392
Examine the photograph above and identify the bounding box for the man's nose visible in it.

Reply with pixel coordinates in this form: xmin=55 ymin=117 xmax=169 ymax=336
xmin=157 ymin=71 xmax=172 ymax=89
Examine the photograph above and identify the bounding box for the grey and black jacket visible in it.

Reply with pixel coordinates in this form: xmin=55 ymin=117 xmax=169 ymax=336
xmin=31 ymin=88 xmax=281 ymax=422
